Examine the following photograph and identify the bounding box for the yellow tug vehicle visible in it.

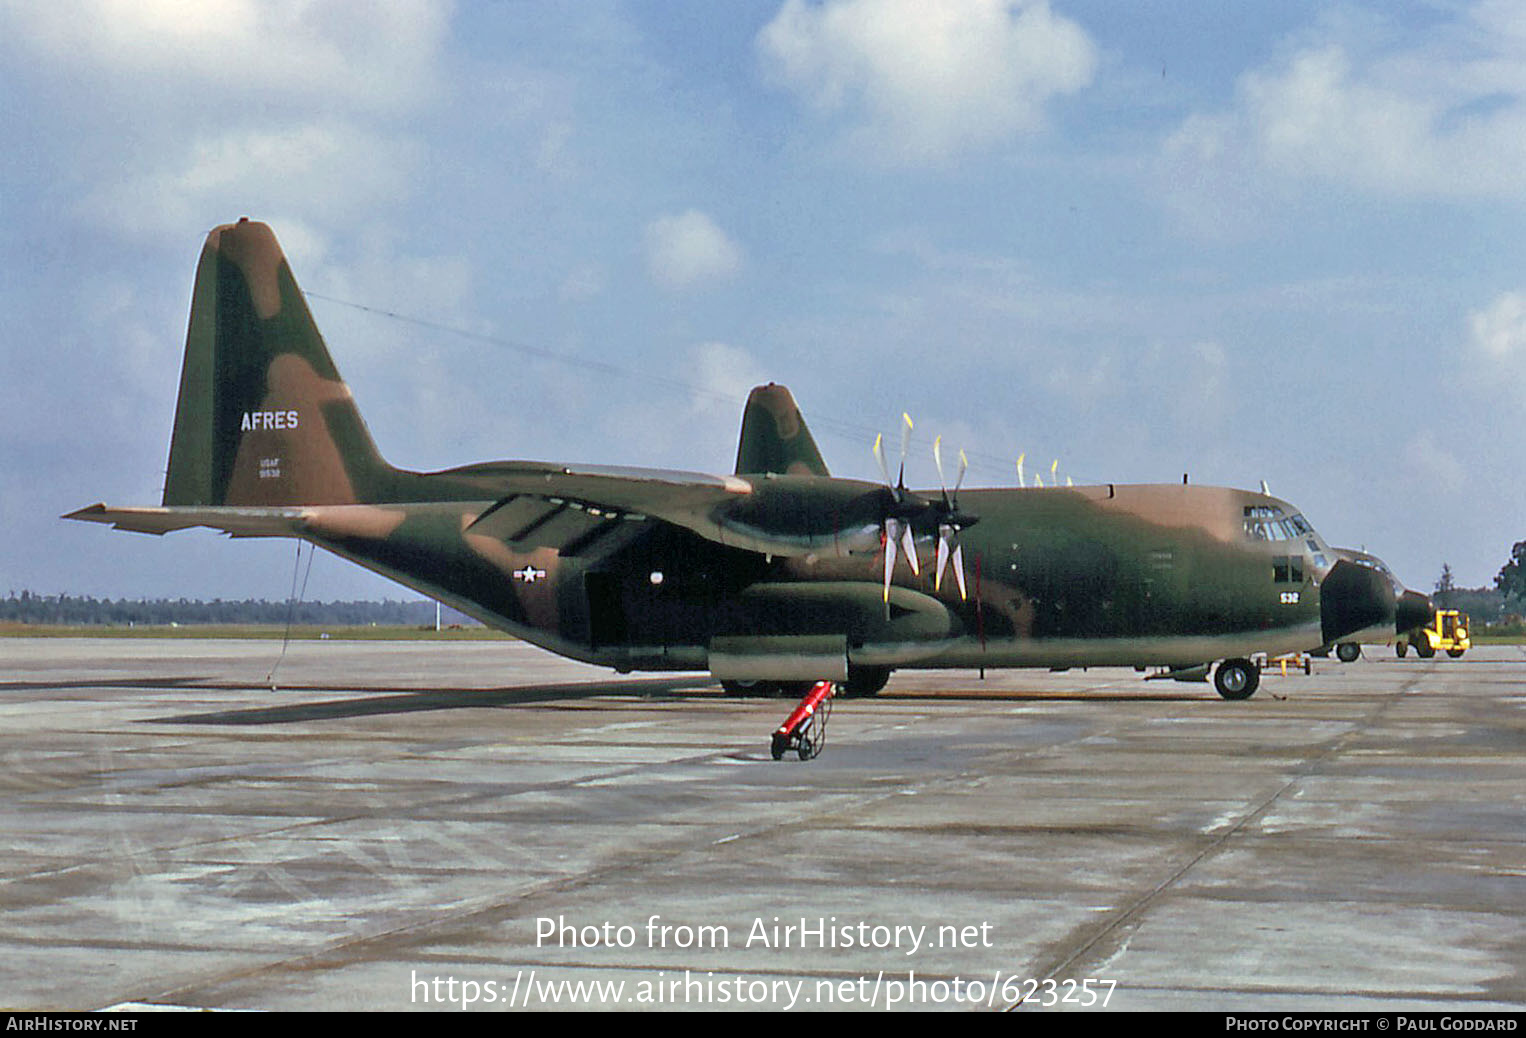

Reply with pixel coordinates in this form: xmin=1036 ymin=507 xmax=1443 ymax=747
xmin=1398 ymin=610 xmax=1471 ymax=659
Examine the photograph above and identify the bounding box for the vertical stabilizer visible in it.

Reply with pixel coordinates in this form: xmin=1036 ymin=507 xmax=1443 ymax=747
xmin=734 ymin=383 xmax=830 ymax=477
xmin=163 ymin=219 xmax=399 ymax=507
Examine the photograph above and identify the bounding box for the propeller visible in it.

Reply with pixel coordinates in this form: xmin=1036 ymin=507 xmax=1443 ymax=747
xmin=871 ymin=417 xmax=980 ymax=610
xmin=933 ymin=436 xmax=976 ymax=600
xmin=872 ymin=414 xmax=920 ymax=608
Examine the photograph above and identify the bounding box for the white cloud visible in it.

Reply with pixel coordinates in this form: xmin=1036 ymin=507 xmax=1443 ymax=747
xmin=1467 ymin=290 xmax=1526 ymax=404
xmin=757 ymin=0 xmax=1096 ymax=163
xmin=1164 ymin=7 xmax=1526 ymax=204
xmin=6 ymin=0 xmax=449 ymax=110
xmin=689 ymin=342 xmax=768 ymax=414
xmin=1405 ymin=432 xmax=1466 ymax=494
xmin=2 ymin=1 xmax=451 ymax=248
xmin=79 ymin=124 xmax=421 ymax=241
xmin=1469 ymin=291 xmax=1526 ymax=361
xmin=644 ymin=210 xmax=744 ymax=290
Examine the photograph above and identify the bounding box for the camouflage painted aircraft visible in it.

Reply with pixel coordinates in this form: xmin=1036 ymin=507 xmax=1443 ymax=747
xmin=68 ymin=220 xmax=1432 ymax=701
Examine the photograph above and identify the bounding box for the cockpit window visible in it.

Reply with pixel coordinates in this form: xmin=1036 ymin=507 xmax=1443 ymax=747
xmin=1244 ymin=506 xmax=1318 ymax=544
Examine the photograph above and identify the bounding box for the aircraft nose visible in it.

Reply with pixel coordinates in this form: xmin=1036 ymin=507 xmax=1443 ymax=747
xmin=1320 ymin=559 xmax=1396 ymax=646
xmin=1395 ymin=589 xmax=1434 ymax=635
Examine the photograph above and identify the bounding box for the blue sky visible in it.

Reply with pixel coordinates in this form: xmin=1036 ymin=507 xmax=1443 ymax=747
xmin=3 ymin=0 xmax=1523 ymax=602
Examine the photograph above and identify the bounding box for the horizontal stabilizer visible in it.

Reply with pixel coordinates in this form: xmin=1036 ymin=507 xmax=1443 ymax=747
xmin=64 ymin=503 xmax=308 ymax=538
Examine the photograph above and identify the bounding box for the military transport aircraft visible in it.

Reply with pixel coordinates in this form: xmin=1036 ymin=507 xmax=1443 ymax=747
xmin=67 ymin=220 xmax=1430 ymax=703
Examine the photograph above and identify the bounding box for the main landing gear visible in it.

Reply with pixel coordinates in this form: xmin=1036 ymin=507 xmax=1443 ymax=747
xmin=723 ymin=665 xmax=889 ymax=700
xmin=1213 ymin=657 xmax=1261 ymax=700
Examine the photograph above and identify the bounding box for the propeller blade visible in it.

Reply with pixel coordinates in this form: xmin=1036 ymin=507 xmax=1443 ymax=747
xmin=901 ymin=521 xmax=919 ymax=576
xmin=955 ymin=448 xmax=968 ymax=497
xmin=873 ymin=433 xmax=891 ymax=489
xmin=933 ymin=435 xmax=946 ymax=495
xmin=897 ymin=413 xmax=913 ymax=488
xmin=952 ymin=540 xmax=967 ymax=601
xmin=935 ymin=524 xmax=952 ymax=591
xmin=1016 ymin=453 xmax=1026 ymax=488
xmin=883 ymin=518 xmax=900 ymax=603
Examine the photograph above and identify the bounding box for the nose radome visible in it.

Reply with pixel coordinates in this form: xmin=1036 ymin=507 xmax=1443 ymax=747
xmin=1320 ymin=559 xmax=1397 ymax=646
xmin=1395 ymin=589 xmax=1435 ymax=635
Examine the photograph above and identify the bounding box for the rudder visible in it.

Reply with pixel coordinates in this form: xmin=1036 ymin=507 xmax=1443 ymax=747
xmin=163 ymin=219 xmax=398 ymax=507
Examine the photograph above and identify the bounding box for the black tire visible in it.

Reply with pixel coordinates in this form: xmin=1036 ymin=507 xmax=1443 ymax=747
xmin=1396 ymin=642 xmax=1408 ymax=658
xmin=1447 ymin=648 xmax=1465 ymax=658
xmin=1415 ymin=641 xmax=1436 ymax=659
xmin=721 ymin=679 xmax=767 ymax=697
xmin=1336 ymin=642 xmax=1361 ymax=663
xmin=1214 ymin=658 xmax=1260 ymax=700
xmin=841 ymin=665 xmax=891 ymax=698
xmin=770 ymin=733 xmax=787 ymax=760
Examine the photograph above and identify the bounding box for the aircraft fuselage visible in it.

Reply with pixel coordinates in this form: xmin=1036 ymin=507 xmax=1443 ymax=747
xmin=297 ymin=473 xmax=1349 ymax=676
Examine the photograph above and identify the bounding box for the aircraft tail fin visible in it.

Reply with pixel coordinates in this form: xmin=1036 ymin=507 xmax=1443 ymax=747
xmin=733 ymin=383 xmax=830 ymax=477
xmin=163 ymin=219 xmax=401 ymax=507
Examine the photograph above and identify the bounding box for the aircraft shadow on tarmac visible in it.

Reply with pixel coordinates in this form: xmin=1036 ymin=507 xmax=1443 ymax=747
xmin=0 ymin=677 xmax=214 ymax=693
xmin=138 ymin=678 xmax=1220 ymax=726
xmin=142 ymin=676 xmax=705 ymax=726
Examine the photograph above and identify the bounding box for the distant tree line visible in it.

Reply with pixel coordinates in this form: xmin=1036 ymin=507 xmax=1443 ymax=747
xmin=1432 ymin=542 xmax=1526 ymax=625
xmin=1494 ymin=541 xmax=1526 ymax=618
xmin=1 ymin=591 xmax=477 ymax=627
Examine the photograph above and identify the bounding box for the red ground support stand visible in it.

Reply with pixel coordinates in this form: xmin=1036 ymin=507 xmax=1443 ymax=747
xmin=771 ymin=680 xmax=836 ymax=760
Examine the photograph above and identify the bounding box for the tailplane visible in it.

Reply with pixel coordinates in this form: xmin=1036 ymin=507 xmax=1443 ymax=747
xmin=163 ymin=219 xmax=400 ymax=507
xmin=733 ymin=383 xmax=830 ymax=477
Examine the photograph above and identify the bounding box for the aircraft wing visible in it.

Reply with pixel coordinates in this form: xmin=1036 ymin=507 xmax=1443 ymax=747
xmin=63 ymin=503 xmax=310 ymax=538
xmin=464 ymin=465 xmax=882 ymax=559
xmin=465 ymin=465 xmax=754 ymax=544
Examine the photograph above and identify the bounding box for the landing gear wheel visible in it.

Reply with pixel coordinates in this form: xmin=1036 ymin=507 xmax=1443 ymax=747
xmin=1336 ymin=642 xmax=1361 ymax=663
xmin=841 ymin=665 xmax=891 ymax=698
xmin=721 ymin=679 xmax=762 ymax=697
xmin=1214 ymin=658 xmax=1260 ymax=700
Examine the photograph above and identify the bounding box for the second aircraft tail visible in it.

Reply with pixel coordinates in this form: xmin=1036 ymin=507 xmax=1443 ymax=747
xmin=733 ymin=383 xmax=830 ymax=477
